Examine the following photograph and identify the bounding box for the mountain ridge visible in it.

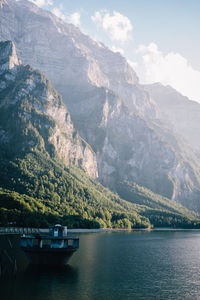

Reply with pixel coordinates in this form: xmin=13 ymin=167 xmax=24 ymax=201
xmin=0 ymin=40 xmax=200 ymax=228
xmin=0 ymin=40 xmax=98 ymax=178
xmin=144 ymin=82 xmax=200 ymax=153
xmin=1 ymin=1 xmax=200 ymax=213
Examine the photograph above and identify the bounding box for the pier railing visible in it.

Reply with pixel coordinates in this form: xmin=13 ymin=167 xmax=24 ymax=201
xmin=0 ymin=227 xmax=47 ymax=235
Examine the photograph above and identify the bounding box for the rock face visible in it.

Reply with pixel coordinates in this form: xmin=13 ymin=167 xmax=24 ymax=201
xmin=69 ymin=85 xmax=200 ymax=211
xmin=0 ymin=0 xmax=156 ymax=118
xmin=0 ymin=40 xmax=20 ymax=73
xmin=0 ymin=40 xmax=98 ymax=178
xmin=1 ymin=1 xmax=200 ymax=211
xmin=144 ymin=83 xmax=200 ymax=153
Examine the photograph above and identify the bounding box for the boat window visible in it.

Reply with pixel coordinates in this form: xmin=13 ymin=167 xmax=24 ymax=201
xmin=51 ymin=239 xmax=64 ymax=248
xmin=68 ymin=240 xmax=73 ymax=247
xmin=54 ymin=228 xmax=59 ymax=237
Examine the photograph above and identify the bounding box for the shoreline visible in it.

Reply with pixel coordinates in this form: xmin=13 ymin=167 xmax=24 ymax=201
xmin=67 ymin=227 xmax=200 ymax=233
xmin=1 ymin=227 xmax=200 ymax=235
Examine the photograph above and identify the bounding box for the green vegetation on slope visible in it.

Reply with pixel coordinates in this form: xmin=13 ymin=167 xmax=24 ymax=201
xmin=116 ymin=181 xmax=200 ymax=228
xmin=0 ymin=61 xmax=149 ymax=229
xmin=0 ymin=45 xmax=199 ymax=229
xmin=0 ymin=151 xmax=200 ymax=229
xmin=0 ymin=151 xmax=150 ymax=229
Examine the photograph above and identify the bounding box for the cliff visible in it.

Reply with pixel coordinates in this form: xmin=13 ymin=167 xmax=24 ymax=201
xmin=144 ymin=83 xmax=200 ymax=152
xmin=1 ymin=1 xmax=200 ymax=212
xmin=0 ymin=40 xmax=98 ymax=178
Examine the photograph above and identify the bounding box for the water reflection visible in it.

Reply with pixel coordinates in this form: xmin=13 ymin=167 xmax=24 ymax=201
xmin=1 ymin=264 xmax=79 ymax=300
xmin=1 ymin=231 xmax=200 ymax=300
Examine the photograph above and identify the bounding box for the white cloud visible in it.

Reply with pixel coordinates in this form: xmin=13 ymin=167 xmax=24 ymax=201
xmin=127 ymin=59 xmax=138 ymax=70
xmin=111 ymin=46 xmax=124 ymax=55
xmin=135 ymin=43 xmax=200 ymax=102
xmin=51 ymin=5 xmax=66 ymax=21
xmin=29 ymin=0 xmax=80 ymax=27
xmin=91 ymin=10 xmax=133 ymax=42
xmin=28 ymin=0 xmax=53 ymax=7
xmin=68 ymin=12 xmax=81 ymax=27
xmin=51 ymin=5 xmax=81 ymax=27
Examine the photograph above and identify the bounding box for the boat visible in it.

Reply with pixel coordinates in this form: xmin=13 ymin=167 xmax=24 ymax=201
xmin=20 ymin=224 xmax=79 ymax=265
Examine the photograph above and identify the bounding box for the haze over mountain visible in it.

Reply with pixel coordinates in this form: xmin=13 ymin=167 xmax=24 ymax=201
xmin=0 ymin=40 xmax=98 ymax=178
xmin=1 ymin=40 xmax=198 ymax=228
xmin=0 ymin=40 xmax=147 ymax=228
xmin=144 ymin=83 xmax=200 ymax=153
xmin=1 ymin=0 xmax=200 ymax=216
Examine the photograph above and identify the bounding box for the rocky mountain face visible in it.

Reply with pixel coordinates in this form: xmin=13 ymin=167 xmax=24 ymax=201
xmin=144 ymin=83 xmax=200 ymax=153
xmin=0 ymin=0 xmax=156 ymax=119
xmin=1 ymin=0 xmax=200 ymax=212
xmin=1 ymin=41 xmax=198 ymax=229
xmin=0 ymin=40 xmax=98 ymax=178
xmin=69 ymin=84 xmax=200 ymax=211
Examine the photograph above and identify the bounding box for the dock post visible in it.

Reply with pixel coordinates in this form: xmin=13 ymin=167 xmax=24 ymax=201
xmin=13 ymin=259 xmax=17 ymax=275
xmin=39 ymin=239 xmax=43 ymax=248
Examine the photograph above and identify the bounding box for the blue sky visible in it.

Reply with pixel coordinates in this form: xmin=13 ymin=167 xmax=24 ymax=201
xmin=30 ymin=0 xmax=200 ymax=101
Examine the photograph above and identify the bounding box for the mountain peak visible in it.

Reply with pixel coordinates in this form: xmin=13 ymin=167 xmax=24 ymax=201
xmin=0 ymin=40 xmax=20 ymax=74
xmin=0 ymin=0 xmax=8 ymax=8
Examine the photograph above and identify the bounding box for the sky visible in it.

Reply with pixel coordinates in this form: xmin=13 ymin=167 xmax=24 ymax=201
xmin=29 ymin=0 xmax=200 ymax=102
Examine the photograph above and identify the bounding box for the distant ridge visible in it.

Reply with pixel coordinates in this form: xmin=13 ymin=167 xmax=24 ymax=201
xmin=1 ymin=1 xmax=200 ymax=215
xmin=0 ymin=40 xmax=199 ymax=229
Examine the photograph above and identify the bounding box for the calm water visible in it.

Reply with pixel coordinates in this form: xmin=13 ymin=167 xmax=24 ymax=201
xmin=1 ymin=231 xmax=200 ymax=300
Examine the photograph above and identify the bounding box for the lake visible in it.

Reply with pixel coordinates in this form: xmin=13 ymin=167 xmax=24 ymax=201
xmin=1 ymin=230 xmax=200 ymax=299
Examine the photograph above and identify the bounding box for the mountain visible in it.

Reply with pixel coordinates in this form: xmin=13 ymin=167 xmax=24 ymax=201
xmin=0 ymin=40 xmax=147 ymax=228
xmin=1 ymin=40 xmax=199 ymax=228
xmin=0 ymin=0 xmax=156 ymax=118
xmin=1 ymin=1 xmax=200 ymax=213
xmin=144 ymin=83 xmax=200 ymax=153
xmin=0 ymin=40 xmax=98 ymax=178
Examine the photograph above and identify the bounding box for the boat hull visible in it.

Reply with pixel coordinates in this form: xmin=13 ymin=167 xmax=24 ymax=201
xmin=22 ymin=247 xmax=77 ymax=265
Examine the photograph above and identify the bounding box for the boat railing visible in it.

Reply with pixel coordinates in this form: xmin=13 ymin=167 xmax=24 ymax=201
xmin=0 ymin=227 xmax=45 ymax=235
xmin=20 ymin=235 xmax=79 ymax=249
